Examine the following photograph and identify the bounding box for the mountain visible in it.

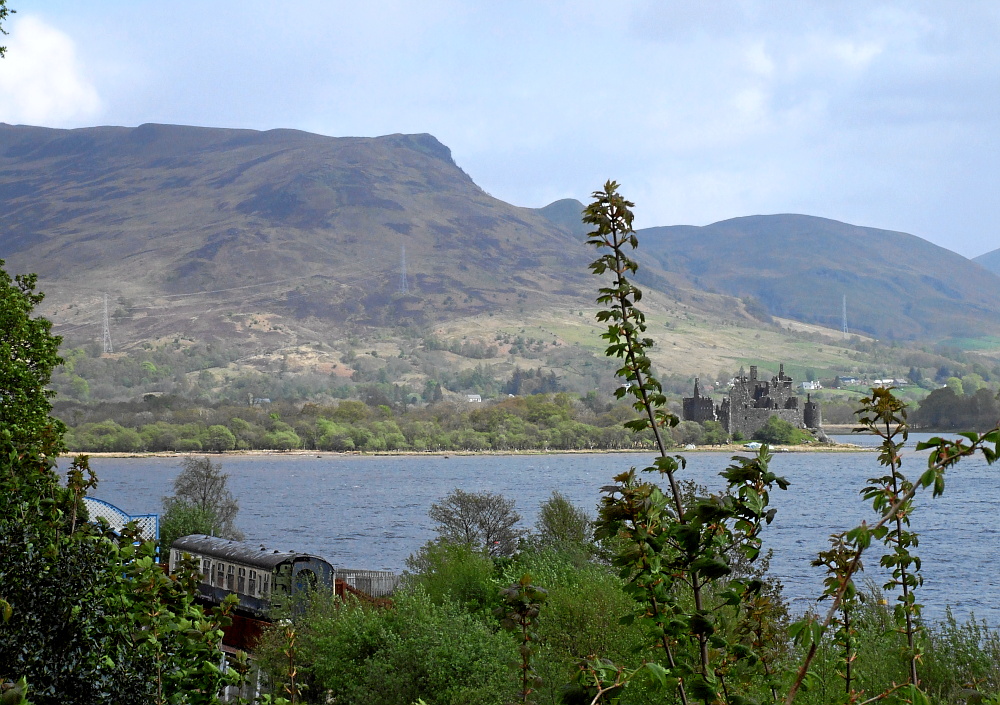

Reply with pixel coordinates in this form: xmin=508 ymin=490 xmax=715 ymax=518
xmin=0 ymin=122 xmax=598 ymax=345
xmin=632 ymin=215 xmax=1000 ymax=340
xmin=974 ymin=248 xmax=1000 ymax=276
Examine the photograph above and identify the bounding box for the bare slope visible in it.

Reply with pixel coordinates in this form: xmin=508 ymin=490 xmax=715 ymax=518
xmin=0 ymin=122 xmax=594 ymax=345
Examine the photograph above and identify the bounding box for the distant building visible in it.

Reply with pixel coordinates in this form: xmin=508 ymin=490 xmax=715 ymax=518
xmin=466 ymin=394 xmax=483 ymax=403
xmin=682 ymin=364 xmax=823 ymax=437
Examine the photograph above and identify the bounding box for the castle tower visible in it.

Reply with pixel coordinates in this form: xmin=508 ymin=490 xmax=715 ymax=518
xmin=804 ymin=393 xmax=822 ymax=429
xmin=682 ymin=377 xmax=716 ymax=423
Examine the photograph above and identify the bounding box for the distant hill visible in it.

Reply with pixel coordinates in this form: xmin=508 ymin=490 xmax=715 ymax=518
xmin=632 ymin=215 xmax=1000 ymax=340
xmin=532 ymin=198 xmax=588 ymax=238
xmin=974 ymin=248 xmax=1000 ymax=276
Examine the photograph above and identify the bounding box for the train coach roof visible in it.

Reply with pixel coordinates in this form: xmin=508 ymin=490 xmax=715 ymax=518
xmin=172 ymin=534 xmax=331 ymax=570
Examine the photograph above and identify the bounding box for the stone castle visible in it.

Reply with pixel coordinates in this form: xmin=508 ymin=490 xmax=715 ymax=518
xmin=682 ymin=364 xmax=822 ymax=438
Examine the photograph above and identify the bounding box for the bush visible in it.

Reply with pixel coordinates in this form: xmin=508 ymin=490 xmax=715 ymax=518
xmin=752 ymin=415 xmax=812 ymax=444
xmin=158 ymin=502 xmax=217 ymax=552
xmin=259 ymin=589 xmax=515 ymax=705
xmin=701 ymin=419 xmax=729 ymax=444
xmin=796 ymin=586 xmax=1000 ymax=705
xmin=534 ymin=490 xmax=592 ymax=550
xmin=404 ymin=540 xmax=500 ymax=618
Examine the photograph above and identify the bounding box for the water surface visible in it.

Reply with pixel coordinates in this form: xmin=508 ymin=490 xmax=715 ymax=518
xmin=83 ymin=435 xmax=999 ymax=626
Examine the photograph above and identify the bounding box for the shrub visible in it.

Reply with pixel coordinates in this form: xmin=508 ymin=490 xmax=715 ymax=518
xmin=258 ymin=589 xmax=515 ymax=705
xmin=752 ymin=415 xmax=812 ymax=444
xmin=404 ymin=540 xmax=500 ymax=618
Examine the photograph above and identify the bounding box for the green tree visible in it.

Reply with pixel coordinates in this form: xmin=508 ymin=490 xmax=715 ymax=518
xmin=159 ymin=502 xmax=219 ymax=554
xmin=534 ymin=490 xmax=591 ymax=549
xmin=753 ymin=415 xmax=810 ymax=444
xmin=204 ymin=424 xmax=236 ymax=452
xmin=701 ymin=419 xmax=729 ymax=445
xmin=161 ymin=456 xmax=243 ymax=549
xmin=428 ymin=489 xmax=522 ymax=557
xmin=0 ymin=260 xmax=66 ymax=453
xmin=0 ymin=1 xmax=12 ymax=58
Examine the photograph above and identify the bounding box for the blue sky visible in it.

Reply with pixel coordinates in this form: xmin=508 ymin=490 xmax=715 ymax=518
xmin=1 ymin=1 xmax=998 ymax=258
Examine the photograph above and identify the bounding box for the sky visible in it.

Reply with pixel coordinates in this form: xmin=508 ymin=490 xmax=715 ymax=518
xmin=1 ymin=1 xmax=998 ymax=258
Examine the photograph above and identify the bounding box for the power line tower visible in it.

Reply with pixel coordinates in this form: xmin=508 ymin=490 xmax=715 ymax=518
xmin=398 ymin=245 xmax=408 ymax=294
xmin=842 ymin=295 xmax=848 ymax=339
xmin=102 ymin=293 xmax=114 ymax=353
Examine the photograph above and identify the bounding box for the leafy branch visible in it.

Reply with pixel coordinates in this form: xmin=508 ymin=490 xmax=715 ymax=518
xmin=785 ymin=425 xmax=1000 ymax=704
xmin=584 ymin=182 xmax=788 ymax=704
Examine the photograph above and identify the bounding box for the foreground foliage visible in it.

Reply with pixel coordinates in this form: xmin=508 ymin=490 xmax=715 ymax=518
xmin=0 ymin=260 xmax=238 ymax=704
xmin=253 ymin=183 xmax=1000 ymax=705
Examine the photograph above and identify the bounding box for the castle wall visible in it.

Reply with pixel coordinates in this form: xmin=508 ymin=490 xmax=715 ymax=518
xmin=683 ymin=397 xmax=716 ymax=423
xmin=729 ymin=408 xmax=803 ymax=439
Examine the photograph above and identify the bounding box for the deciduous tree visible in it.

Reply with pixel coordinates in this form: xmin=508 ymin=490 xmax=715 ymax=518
xmin=161 ymin=456 xmax=243 ymax=549
xmin=428 ymin=489 xmax=521 ymax=557
xmin=0 ymin=260 xmax=66 ymax=454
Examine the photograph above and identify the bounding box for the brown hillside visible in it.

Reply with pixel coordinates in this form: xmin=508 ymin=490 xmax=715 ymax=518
xmin=0 ymin=123 xmax=609 ymax=349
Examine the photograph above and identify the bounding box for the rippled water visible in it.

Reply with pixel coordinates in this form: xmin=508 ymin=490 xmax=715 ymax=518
xmin=82 ymin=433 xmax=1000 ymax=626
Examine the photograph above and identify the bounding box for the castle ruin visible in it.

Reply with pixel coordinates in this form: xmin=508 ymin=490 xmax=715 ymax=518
xmin=682 ymin=364 xmax=822 ymax=439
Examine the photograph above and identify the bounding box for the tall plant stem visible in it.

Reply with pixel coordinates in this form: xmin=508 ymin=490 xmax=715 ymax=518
xmin=609 ymin=240 xmax=682 ymax=517
xmin=650 ymin=594 xmax=688 ymax=705
xmin=843 ymin=602 xmax=853 ymax=695
xmin=605 ymin=207 xmax=708 ymax=697
xmin=785 ymin=434 xmax=989 ymax=704
xmin=883 ymin=418 xmax=918 ymax=685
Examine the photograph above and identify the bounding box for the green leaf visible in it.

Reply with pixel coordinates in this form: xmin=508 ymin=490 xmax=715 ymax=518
xmin=690 ymin=556 xmax=731 ymax=580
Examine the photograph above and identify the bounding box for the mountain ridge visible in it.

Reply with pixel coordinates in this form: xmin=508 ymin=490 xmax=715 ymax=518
xmin=631 ymin=214 xmax=1000 ymax=340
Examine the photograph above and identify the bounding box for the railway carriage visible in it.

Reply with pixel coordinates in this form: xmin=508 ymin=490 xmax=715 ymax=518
xmin=169 ymin=534 xmax=334 ymax=617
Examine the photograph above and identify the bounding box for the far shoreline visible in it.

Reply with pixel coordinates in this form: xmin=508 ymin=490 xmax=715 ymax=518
xmin=63 ymin=441 xmax=876 ymax=460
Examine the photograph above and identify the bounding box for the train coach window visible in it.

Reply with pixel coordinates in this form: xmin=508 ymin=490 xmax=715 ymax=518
xmin=202 ymin=558 xmax=211 ymax=579
xmin=227 ymin=565 xmax=235 ymax=591
xmin=216 ymin=562 xmax=225 ymax=588
xmin=249 ymin=570 xmax=257 ymax=596
xmin=261 ymin=574 xmax=270 ymax=597
xmin=238 ymin=567 xmax=246 ymax=593
xmin=295 ymin=569 xmax=318 ymax=593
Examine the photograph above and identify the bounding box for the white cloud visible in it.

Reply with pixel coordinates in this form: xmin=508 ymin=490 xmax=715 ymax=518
xmin=0 ymin=16 xmax=101 ymax=126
